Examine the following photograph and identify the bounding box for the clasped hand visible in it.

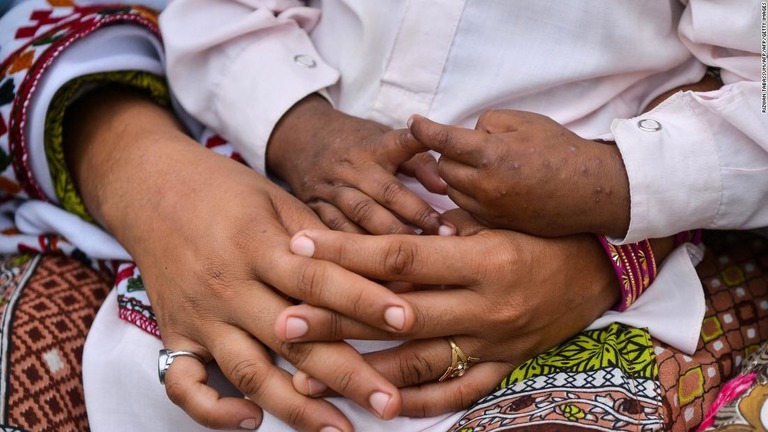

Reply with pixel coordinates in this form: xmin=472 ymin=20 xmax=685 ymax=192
xmin=267 ymin=94 xmax=448 ymax=235
xmin=275 ymin=210 xmax=619 ymax=417
xmin=407 ymin=110 xmax=631 ymax=238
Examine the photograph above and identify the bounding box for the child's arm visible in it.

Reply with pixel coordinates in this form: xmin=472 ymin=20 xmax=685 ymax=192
xmin=161 ymin=2 xmax=443 ymax=235
xmin=408 ymin=73 xmax=726 ymax=238
xmin=407 ymin=111 xmax=630 ymax=237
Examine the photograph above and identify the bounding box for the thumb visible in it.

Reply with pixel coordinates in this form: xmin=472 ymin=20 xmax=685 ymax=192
xmin=439 ymin=209 xmax=489 ymax=237
xmin=272 ymin=191 xmax=330 ymax=235
xmin=408 ymin=115 xmax=483 ymax=166
xmin=474 ymin=109 xmax=529 ymax=134
xmin=379 ymin=128 xmax=430 ymax=168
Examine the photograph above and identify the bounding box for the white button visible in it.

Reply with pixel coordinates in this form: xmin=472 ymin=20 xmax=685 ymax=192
xmin=637 ymin=119 xmax=662 ymax=132
xmin=294 ymin=54 xmax=316 ymax=68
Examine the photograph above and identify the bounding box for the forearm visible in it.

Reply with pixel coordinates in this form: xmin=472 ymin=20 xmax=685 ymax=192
xmin=64 ymin=86 xmax=190 ymax=240
xmin=160 ymin=0 xmax=339 ymax=173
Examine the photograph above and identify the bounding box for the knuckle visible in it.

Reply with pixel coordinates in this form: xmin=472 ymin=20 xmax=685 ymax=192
xmin=476 ymin=110 xmax=496 ymax=128
xmin=294 ymin=262 xmax=325 ymax=303
xmin=229 ymin=358 xmax=269 ymax=396
xmin=328 ymin=311 xmax=344 ymax=340
xmin=331 ymin=368 xmax=357 ymax=395
xmin=414 ymin=206 xmax=437 ymax=228
xmin=323 ymin=214 xmax=352 ymax=232
xmin=277 ymin=341 xmax=315 ymax=371
xmin=383 ymin=241 xmax=418 ymax=276
xmin=453 ymin=381 xmax=485 ymax=410
xmin=430 ymin=127 xmax=453 ymax=150
xmin=397 ymin=350 xmax=436 ymax=384
xmin=349 ymin=199 xmax=375 ymax=225
xmin=284 ymin=399 xmax=311 ymax=429
xmin=378 ymin=179 xmax=406 ymax=206
xmin=164 ymin=379 xmax=189 ymax=407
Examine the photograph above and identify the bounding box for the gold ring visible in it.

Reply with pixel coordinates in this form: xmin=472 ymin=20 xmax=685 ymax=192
xmin=439 ymin=338 xmax=480 ymax=381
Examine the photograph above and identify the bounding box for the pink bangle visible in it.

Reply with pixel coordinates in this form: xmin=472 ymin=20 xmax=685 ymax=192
xmin=673 ymin=229 xmax=703 ymax=248
xmin=596 ymin=236 xmax=658 ymax=312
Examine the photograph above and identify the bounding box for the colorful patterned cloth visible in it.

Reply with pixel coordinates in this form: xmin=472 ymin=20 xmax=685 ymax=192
xmin=0 ymin=254 xmax=111 ymax=431
xmin=451 ymin=231 xmax=768 ymax=432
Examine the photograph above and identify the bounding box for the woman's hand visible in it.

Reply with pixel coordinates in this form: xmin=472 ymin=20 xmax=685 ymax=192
xmin=64 ymin=87 xmax=419 ymax=431
xmin=274 ymin=210 xmax=621 ymax=416
xmin=267 ymin=94 xmax=445 ymax=235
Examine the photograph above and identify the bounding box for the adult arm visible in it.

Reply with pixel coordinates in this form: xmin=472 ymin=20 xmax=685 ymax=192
xmin=272 ymin=213 xmax=676 ymax=416
xmin=64 ymin=85 xmax=410 ymax=430
xmin=1 ymin=2 xmax=426 ymax=430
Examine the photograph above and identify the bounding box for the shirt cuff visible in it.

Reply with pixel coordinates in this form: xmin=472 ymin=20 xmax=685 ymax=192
xmin=609 ymin=92 xmax=723 ymax=244
xmin=215 ymin=29 xmax=340 ymax=174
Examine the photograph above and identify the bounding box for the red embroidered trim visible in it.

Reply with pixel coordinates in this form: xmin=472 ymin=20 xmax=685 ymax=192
xmin=6 ymin=6 xmax=160 ymax=200
xmin=119 ymin=307 xmax=160 ymax=338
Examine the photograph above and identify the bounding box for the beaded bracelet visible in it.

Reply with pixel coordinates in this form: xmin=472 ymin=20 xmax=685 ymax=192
xmin=597 ymin=236 xmax=657 ymax=312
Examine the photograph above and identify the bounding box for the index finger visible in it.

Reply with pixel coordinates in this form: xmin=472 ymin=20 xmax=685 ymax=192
xmin=407 ymin=115 xmax=487 ymax=167
xmin=289 ymin=229 xmax=479 ymax=286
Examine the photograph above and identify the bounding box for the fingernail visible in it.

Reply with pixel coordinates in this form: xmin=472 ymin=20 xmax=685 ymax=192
xmin=306 ymin=376 xmax=328 ymax=395
xmin=369 ymin=391 xmax=392 ymax=418
xmin=320 ymin=427 xmax=342 ymax=432
xmin=239 ymin=418 xmax=257 ymax=430
xmin=407 ymin=115 xmax=415 ymax=128
xmin=384 ymin=306 xmax=405 ymax=331
xmin=438 ymin=224 xmax=456 ymax=236
xmin=290 ymin=235 xmax=315 ymax=257
xmin=285 ymin=316 xmax=309 ymax=340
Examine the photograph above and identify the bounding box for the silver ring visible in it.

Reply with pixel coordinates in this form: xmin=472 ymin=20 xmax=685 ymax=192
xmin=158 ymin=349 xmax=204 ymax=385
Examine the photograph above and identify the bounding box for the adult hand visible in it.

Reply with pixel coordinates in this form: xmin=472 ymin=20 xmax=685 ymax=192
xmin=268 ymin=94 xmax=445 ymax=235
xmin=407 ymin=112 xmax=631 ymax=238
xmin=274 ymin=210 xmax=621 ymax=416
xmin=65 ymin=88 xmax=418 ymax=431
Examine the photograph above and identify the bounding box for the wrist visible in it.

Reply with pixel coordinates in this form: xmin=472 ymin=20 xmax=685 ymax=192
xmin=64 ymin=86 xmax=185 ymax=231
xmin=589 ymin=141 xmax=631 ymax=237
xmin=266 ymin=94 xmax=337 ymax=178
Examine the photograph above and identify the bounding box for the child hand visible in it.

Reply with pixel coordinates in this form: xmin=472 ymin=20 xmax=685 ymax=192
xmin=407 ymin=111 xmax=630 ymax=237
xmin=268 ymin=95 xmax=443 ymax=234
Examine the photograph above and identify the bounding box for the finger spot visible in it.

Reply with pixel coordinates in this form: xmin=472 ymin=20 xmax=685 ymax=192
xmin=384 ymin=306 xmax=405 ymax=331
xmin=291 ymin=235 xmax=315 ymax=257
xmin=306 ymin=376 xmax=328 ymax=396
xmin=438 ymin=224 xmax=456 ymax=236
xmin=285 ymin=316 xmax=309 ymax=341
xmin=239 ymin=418 xmax=258 ymax=430
xmin=369 ymin=391 xmax=393 ymax=418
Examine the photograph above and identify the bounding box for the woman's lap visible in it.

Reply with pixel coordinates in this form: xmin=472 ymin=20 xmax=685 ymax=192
xmin=452 ymin=231 xmax=768 ymax=431
xmin=0 ymin=254 xmax=111 ymax=431
xmin=0 ymin=231 xmax=764 ymax=431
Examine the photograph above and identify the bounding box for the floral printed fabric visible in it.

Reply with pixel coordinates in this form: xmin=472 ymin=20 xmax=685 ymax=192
xmin=451 ymin=231 xmax=768 ymax=431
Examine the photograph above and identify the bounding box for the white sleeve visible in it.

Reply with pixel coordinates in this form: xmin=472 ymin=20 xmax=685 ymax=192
xmin=610 ymin=0 xmax=768 ymax=244
xmin=159 ymin=0 xmax=340 ymax=174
